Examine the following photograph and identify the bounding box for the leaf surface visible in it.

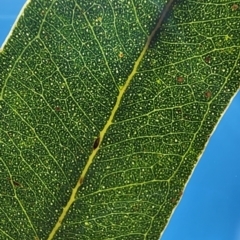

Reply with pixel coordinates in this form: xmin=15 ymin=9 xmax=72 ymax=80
xmin=0 ymin=0 xmax=240 ymax=239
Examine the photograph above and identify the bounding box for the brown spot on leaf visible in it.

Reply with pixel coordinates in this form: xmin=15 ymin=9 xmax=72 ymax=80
xmin=176 ymin=76 xmax=184 ymax=83
xmin=79 ymin=177 xmax=84 ymax=185
xmin=93 ymin=136 xmax=100 ymax=149
xmin=204 ymin=56 xmax=211 ymax=64
xmin=55 ymin=106 xmax=61 ymax=112
xmin=231 ymin=4 xmax=238 ymax=11
xmin=205 ymin=90 xmax=212 ymax=99
xmin=8 ymin=178 xmax=22 ymax=187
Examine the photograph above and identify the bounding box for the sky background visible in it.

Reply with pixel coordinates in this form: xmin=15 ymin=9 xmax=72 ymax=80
xmin=1 ymin=1 xmax=240 ymax=240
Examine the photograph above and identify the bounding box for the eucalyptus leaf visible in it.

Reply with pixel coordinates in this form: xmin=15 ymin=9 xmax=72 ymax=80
xmin=0 ymin=0 xmax=240 ymax=239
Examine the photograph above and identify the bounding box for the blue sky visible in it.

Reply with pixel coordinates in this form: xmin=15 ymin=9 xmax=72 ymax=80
xmin=1 ymin=1 xmax=240 ymax=240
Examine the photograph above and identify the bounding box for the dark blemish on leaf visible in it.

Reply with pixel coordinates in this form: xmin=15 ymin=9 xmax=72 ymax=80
xmin=93 ymin=136 xmax=100 ymax=149
xmin=205 ymin=90 xmax=212 ymax=99
xmin=55 ymin=106 xmax=61 ymax=112
xmin=231 ymin=4 xmax=238 ymax=11
xmin=13 ymin=180 xmax=21 ymax=187
xmin=79 ymin=177 xmax=84 ymax=185
xmin=176 ymin=76 xmax=184 ymax=83
xmin=204 ymin=56 xmax=211 ymax=64
xmin=8 ymin=178 xmax=22 ymax=187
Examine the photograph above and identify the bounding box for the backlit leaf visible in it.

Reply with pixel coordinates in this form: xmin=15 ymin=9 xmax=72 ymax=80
xmin=0 ymin=0 xmax=240 ymax=239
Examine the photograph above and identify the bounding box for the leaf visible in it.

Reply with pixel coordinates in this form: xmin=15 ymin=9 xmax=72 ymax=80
xmin=0 ymin=0 xmax=239 ymax=239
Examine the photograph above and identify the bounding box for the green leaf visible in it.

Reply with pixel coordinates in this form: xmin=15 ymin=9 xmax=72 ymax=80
xmin=0 ymin=0 xmax=240 ymax=239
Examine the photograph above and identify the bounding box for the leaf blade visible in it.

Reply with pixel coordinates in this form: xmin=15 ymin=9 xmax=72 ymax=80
xmin=0 ymin=0 xmax=239 ymax=239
